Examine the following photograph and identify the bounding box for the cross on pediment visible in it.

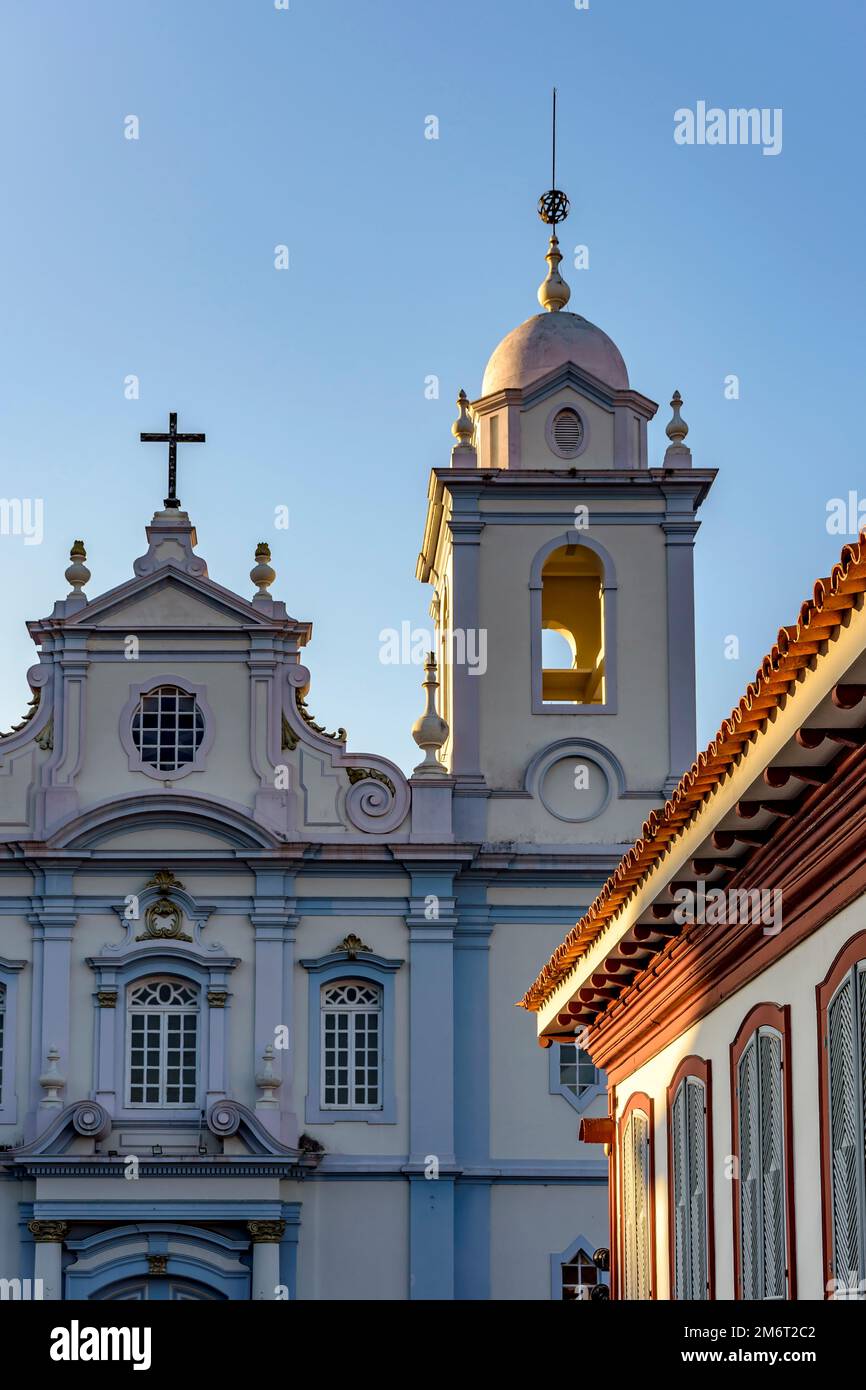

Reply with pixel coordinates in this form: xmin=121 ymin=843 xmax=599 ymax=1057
xmin=140 ymin=411 xmax=206 ymax=510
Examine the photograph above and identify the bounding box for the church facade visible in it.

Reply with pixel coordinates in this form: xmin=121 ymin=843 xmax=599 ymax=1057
xmin=0 ymin=222 xmax=712 ymax=1300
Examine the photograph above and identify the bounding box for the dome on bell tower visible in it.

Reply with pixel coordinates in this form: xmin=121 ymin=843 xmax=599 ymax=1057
xmin=481 ymin=309 xmax=629 ymax=396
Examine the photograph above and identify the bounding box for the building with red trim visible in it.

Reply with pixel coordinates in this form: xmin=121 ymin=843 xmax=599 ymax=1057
xmin=522 ymin=532 xmax=866 ymax=1300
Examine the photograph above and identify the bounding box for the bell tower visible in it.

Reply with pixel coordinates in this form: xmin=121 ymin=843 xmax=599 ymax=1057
xmin=416 ymin=112 xmax=715 ymax=845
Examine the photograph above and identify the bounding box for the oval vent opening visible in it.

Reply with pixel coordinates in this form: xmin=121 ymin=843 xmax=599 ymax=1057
xmin=552 ymin=408 xmax=584 ymax=456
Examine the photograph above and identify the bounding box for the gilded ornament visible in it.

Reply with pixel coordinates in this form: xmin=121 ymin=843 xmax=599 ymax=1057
xmin=346 ymin=766 xmax=395 ymax=796
xmin=295 ymin=688 xmax=346 ymax=743
xmin=337 ymin=932 xmax=372 ymax=959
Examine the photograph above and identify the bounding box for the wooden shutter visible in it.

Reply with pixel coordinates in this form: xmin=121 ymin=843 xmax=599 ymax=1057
xmin=686 ymin=1078 xmax=708 ymax=1298
xmin=622 ymin=1108 xmax=651 ymax=1299
xmin=759 ymin=1030 xmax=786 ymax=1299
xmin=672 ymin=1077 xmax=708 ymax=1299
xmin=671 ymin=1085 xmax=688 ymax=1298
xmin=827 ymin=968 xmax=866 ymax=1293
xmin=738 ymin=1036 xmax=761 ymax=1299
xmin=738 ymin=1027 xmax=787 ymax=1299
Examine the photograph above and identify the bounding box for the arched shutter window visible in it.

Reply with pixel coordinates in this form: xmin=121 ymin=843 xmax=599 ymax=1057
xmin=827 ymin=964 xmax=866 ymax=1294
xmin=622 ymin=1107 xmax=651 ymax=1299
xmin=738 ymin=1028 xmax=786 ymax=1299
xmin=671 ymin=1076 xmax=709 ymax=1299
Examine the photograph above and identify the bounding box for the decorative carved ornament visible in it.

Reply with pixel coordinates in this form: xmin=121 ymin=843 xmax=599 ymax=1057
xmin=35 ymin=716 xmax=54 ymax=751
xmin=28 ymin=1220 xmax=68 ymax=1244
xmin=96 ymin=989 xmax=118 ymax=1009
xmin=207 ymin=989 xmax=229 ymax=1008
xmin=295 ymin=688 xmax=346 ymax=743
xmin=137 ymin=897 xmax=192 ymax=943
xmin=247 ymin=1220 xmax=286 ymax=1244
xmin=0 ymin=689 xmax=41 ymax=740
xmin=281 ymin=712 xmax=299 ymax=751
xmin=145 ymin=869 xmax=185 ymax=892
xmin=147 ymin=1255 xmax=168 ymax=1276
xmin=336 ymin=933 xmax=371 ymax=959
xmin=346 ymin=766 xmax=395 ymax=796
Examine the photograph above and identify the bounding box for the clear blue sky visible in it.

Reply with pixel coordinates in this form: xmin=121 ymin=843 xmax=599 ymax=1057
xmin=0 ymin=0 xmax=863 ymax=774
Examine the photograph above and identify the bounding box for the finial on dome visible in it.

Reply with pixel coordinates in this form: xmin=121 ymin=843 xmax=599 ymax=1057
xmin=411 ymin=652 xmax=449 ymax=776
xmin=537 ymin=90 xmax=571 ymax=313
xmin=538 ymin=235 xmax=571 ymax=313
xmin=65 ymin=540 xmax=90 ymax=596
xmin=250 ymin=541 xmax=276 ymax=596
xmin=663 ymin=390 xmax=692 ymax=466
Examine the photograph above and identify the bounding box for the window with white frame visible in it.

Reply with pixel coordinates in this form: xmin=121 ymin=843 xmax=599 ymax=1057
xmin=826 ymin=961 xmax=866 ymax=1297
xmin=561 ymin=1247 xmax=598 ymax=1301
xmin=560 ymin=1043 xmax=599 ymax=1099
xmin=621 ymin=1107 xmax=652 ymax=1300
xmin=737 ymin=1027 xmax=786 ymax=1299
xmin=0 ymin=985 xmax=5 ymax=1102
xmin=670 ymin=1076 xmax=709 ymax=1299
xmin=131 ymin=686 xmax=204 ymax=772
xmin=321 ymin=980 xmax=382 ymax=1110
xmin=126 ymin=978 xmax=199 ymax=1106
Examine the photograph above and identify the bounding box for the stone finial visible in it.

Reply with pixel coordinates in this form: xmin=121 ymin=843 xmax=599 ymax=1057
xmin=452 ymin=390 xmax=473 ymax=446
xmin=411 ymin=652 xmax=449 ymax=776
xmin=65 ymin=540 xmax=90 ymax=595
xmin=255 ymin=1044 xmax=281 ymax=1109
xmin=663 ymin=390 xmax=692 ymax=466
xmin=538 ymin=235 xmax=571 ymax=313
xmin=39 ymin=1045 xmax=65 ymax=1109
xmin=250 ymin=541 xmax=276 ymax=596
xmin=666 ymin=390 xmax=689 ymax=445
xmin=450 ymin=389 xmax=477 ymax=467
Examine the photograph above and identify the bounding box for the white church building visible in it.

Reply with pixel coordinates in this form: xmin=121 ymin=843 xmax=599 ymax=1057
xmin=0 ymin=197 xmax=713 ymax=1299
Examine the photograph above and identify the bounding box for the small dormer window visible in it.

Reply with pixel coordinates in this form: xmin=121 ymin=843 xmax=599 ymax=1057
xmin=131 ymin=685 xmax=204 ymax=772
xmin=550 ymin=407 xmax=585 ymax=458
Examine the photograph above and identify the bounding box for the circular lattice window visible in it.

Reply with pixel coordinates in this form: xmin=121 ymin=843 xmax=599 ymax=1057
xmin=550 ymin=408 xmax=585 ymax=458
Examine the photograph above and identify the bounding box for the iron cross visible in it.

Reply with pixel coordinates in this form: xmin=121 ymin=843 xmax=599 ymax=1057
xmin=140 ymin=411 xmax=206 ymax=509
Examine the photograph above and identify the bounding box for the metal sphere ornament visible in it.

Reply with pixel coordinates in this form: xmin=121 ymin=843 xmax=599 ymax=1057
xmin=538 ymin=188 xmax=570 ymax=226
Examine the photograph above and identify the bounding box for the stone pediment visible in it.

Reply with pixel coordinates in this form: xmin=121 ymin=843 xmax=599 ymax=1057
xmin=3 ymin=1099 xmax=321 ymax=1176
xmin=59 ymin=569 xmax=298 ymax=635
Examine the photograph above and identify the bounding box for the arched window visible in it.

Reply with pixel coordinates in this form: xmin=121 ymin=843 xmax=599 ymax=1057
xmin=619 ymin=1093 xmax=655 ymax=1299
xmin=321 ymin=979 xmax=383 ymax=1111
xmin=818 ymin=935 xmax=866 ymax=1300
xmin=126 ymin=977 xmax=200 ymax=1107
xmin=730 ymin=1003 xmax=795 ymax=1300
xmin=667 ymin=1057 xmax=713 ymax=1300
xmin=131 ymin=685 xmax=205 ymax=772
xmin=540 ymin=544 xmax=605 ymax=704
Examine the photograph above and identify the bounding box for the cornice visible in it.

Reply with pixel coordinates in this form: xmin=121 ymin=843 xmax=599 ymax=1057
xmin=586 ymin=742 xmax=866 ymax=1082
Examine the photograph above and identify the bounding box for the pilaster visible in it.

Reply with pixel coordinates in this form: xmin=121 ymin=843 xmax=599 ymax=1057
xmin=249 ymin=867 xmax=299 ymax=1145
xmin=454 ymin=880 xmax=493 ymax=1300
xmin=26 ymin=862 xmax=79 ymax=1138
xmin=662 ymin=498 xmax=700 ymax=792
xmin=405 ymin=869 xmax=457 ymax=1299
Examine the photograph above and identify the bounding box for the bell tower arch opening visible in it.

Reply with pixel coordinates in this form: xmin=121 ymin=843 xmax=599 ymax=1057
xmin=540 ymin=543 xmax=605 ymax=704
